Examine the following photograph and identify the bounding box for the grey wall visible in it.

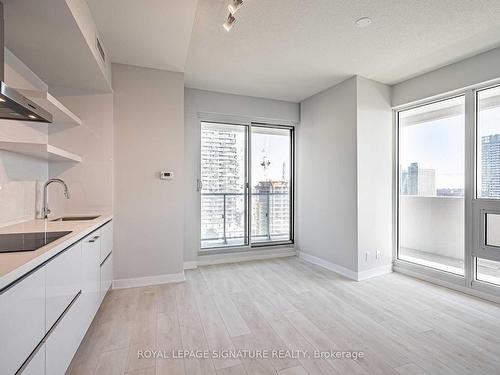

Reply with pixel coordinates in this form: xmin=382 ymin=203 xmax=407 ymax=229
xmin=356 ymin=77 xmax=393 ymax=272
xmin=297 ymin=77 xmax=359 ymax=271
xmin=113 ymin=64 xmax=185 ymax=280
xmin=184 ymin=88 xmax=300 ymax=262
xmin=392 ymin=46 xmax=500 ymax=107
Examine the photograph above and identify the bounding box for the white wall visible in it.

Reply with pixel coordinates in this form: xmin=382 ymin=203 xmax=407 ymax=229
xmin=184 ymin=88 xmax=300 ymax=262
xmin=356 ymin=77 xmax=393 ymax=272
xmin=297 ymin=77 xmax=359 ymax=272
xmin=48 ymin=94 xmax=114 ymax=217
xmin=0 ymin=49 xmax=49 ymax=226
xmin=392 ymin=46 xmax=500 ymax=107
xmin=298 ymin=76 xmax=392 ymax=277
xmin=113 ymin=63 xmax=184 ymax=280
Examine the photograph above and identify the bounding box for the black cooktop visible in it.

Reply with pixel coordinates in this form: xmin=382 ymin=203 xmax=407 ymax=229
xmin=0 ymin=231 xmax=72 ymax=253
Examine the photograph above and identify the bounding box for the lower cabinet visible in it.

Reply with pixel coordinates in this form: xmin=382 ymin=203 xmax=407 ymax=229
xmin=45 ymin=242 xmax=81 ymax=330
xmin=20 ymin=344 xmax=45 ymax=375
xmin=45 ymin=295 xmax=84 ymax=375
xmin=80 ymin=230 xmax=102 ymax=329
xmin=4 ymin=220 xmax=113 ymax=375
xmin=0 ymin=267 xmax=46 ymax=375
xmin=100 ymin=253 xmax=113 ymax=301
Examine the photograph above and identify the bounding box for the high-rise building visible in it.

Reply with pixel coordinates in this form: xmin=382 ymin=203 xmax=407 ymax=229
xmin=481 ymin=134 xmax=500 ymax=198
xmin=400 ymin=162 xmax=436 ymax=196
xmin=252 ymin=180 xmax=289 ymax=240
xmin=201 ymin=126 xmax=244 ymax=242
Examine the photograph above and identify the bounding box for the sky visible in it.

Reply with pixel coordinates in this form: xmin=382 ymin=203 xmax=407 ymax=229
xmin=251 ymin=130 xmax=290 ymax=184
xmin=400 ymin=105 xmax=500 ymax=190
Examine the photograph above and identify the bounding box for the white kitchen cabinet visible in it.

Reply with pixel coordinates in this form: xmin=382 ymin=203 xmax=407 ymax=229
xmin=80 ymin=230 xmax=101 ymax=329
xmin=100 ymin=253 xmax=113 ymax=301
xmin=19 ymin=344 xmax=45 ymax=375
xmin=0 ymin=267 xmax=46 ymax=375
xmin=45 ymin=295 xmax=83 ymax=375
xmin=100 ymin=220 xmax=113 ymax=263
xmin=45 ymin=242 xmax=82 ymax=329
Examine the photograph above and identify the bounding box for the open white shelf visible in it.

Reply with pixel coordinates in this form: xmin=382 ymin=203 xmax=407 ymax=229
xmin=0 ymin=140 xmax=82 ymax=162
xmin=18 ymin=89 xmax=82 ymax=127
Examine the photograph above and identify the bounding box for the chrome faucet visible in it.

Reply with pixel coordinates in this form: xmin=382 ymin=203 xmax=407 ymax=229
xmin=42 ymin=179 xmax=70 ymax=219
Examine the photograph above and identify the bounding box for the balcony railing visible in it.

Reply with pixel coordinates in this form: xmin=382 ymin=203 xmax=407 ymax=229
xmin=201 ymin=192 xmax=290 ymax=248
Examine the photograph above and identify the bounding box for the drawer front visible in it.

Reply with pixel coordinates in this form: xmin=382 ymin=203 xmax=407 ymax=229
xmin=45 ymin=242 xmax=82 ymax=329
xmin=80 ymin=231 xmax=101 ymax=328
xmin=19 ymin=344 xmax=45 ymax=375
xmin=100 ymin=253 xmax=113 ymax=301
xmin=45 ymin=295 xmax=83 ymax=375
xmin=100 ymin=221 xmax=113 ymax=263
xmin=0 ymin=268 xmax=46 ymax=375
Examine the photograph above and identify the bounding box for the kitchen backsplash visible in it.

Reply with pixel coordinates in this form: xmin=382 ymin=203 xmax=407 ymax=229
xmin=0 ymin=150 xmax=47 ymax=227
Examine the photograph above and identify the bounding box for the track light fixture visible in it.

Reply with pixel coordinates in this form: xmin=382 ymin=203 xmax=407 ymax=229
xmin=228 ymin=0 xmax=243 ymax=14
xmin=222 ymin=12 xmax=236 ymax=32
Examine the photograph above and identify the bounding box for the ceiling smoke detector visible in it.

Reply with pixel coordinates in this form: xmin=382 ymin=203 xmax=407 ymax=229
xmin=228 ymin=0 xmax=243 ymax=14
xmin=223 ymin=13 xmax=236 ymax=32
xmin=355 ymin=17 xmax=372 ymax=28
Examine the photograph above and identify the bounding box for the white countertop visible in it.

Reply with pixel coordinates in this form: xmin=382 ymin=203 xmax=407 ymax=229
xmin=0 ymin=213 xmax=112 ymax=291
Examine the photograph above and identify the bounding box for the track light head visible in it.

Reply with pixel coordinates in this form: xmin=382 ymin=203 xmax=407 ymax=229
xmin=223 ymin=13 xmax=236 ymax=32
xmin=228 ymin=0 xmax=243 ymax=14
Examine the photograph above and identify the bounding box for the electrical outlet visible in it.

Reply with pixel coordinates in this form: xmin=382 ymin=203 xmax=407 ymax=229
xmin=376 ymin=250 xmax=381 ymax=260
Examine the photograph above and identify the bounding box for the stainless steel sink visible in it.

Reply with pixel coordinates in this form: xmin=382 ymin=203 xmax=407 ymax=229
xmin=51 ymin=216 xmax=100 ymax=222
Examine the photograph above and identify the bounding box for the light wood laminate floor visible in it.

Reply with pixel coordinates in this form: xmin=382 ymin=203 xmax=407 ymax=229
xmin=68 ymin=257 xmax=500 ymax=375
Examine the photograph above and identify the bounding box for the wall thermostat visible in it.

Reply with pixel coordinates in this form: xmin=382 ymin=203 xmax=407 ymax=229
xmin=160 ymin=171 xmax=174 ymax=180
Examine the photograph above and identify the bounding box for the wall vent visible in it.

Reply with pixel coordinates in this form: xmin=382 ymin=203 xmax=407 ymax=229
xmin=96 ymin=36 xmax=106 ymax=63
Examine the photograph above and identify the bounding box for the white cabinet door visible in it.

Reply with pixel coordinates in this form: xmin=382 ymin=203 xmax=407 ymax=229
xmin=100 ymin=220 xmax=113 ymax=263
xmin=100 ymin=253 xmax=113 ymax=301
xmin=45 ymin=295 xmax=83 ymax=375
xmin=45 ymin=242 xmax=82 ymax=329
xmin=0 ymin=267 xmax=46 ymax=375
xmin=19 ymin=344 xmax=45 ymax=375
xmin=80 ymin=231 xmax=101 ymax=330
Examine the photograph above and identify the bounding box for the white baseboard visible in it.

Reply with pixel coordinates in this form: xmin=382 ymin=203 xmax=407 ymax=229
xmin=357 ymin=265 xmax=393 ymax=281
xmin=299 ymin=251 xmax=392 ymax=281
xmin=113 ymin=272 xmax=185 ymax=289
xmin=299 ymin=252 xmax=358 ymax=280
xmin=183 ymin=261 xmax=198 ymax=270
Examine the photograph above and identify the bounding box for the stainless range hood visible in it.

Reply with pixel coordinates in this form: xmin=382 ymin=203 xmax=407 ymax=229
xmin=0 ymin=2 xmax=52 ymax=123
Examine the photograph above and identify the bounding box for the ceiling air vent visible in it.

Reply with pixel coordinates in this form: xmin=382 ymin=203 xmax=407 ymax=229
xmin=96 ymin=36 xmax=106 ymax=63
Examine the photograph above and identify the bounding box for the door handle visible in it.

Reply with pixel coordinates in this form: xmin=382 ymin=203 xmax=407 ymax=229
xmin=197 ymin=179 xmax=203 ymax=192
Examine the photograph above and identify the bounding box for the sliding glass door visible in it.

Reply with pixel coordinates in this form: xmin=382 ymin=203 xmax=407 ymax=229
xmin=200 ymin=122 xmax=248 ymax=249
xmin=396 ymin=84 xmax=500 ymax=297
xmin=251 ymin=125 xmax=293 ymax=245
xmin=398 ymin=96 xmax=465 ymax=274
xmin=200 ymin=121 xmax=293 ymax=251
xmin=473 ymin=86 xmax=500 ymax=288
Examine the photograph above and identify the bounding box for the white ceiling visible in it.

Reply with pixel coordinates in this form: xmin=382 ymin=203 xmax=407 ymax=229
xmin=88 ymin=0 xmax=500 ymax=102
xmin=85 ymin=0 xmax=199 ymax=73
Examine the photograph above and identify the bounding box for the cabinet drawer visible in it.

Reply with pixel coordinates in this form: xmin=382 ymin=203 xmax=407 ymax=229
xmin=0 ymin=268 xmax=46 ymax=375
xmin=80 ymin=232 xmax=101 ymax=328
xmin=100 ymin=253 xmax=113 ymax=301
xmin=19 ymin=343 xmax=45 ymax=375
xmin=100 ymin=221 xmax=113 ymax=263
xmin=45 ymin=294 xmax=83 ymax=375
xmin=45 ymin=242 xmax=82 ymax=329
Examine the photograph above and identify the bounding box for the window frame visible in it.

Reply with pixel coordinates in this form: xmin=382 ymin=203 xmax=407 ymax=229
xmin=393 ymin=82 xmax=500 ymax=300
xmin=198 ymin=117 xmax=295 ymax=254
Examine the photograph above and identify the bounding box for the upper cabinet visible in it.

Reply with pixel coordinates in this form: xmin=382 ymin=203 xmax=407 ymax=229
xmin=4 ymin=0 xmax=112 ymax=96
